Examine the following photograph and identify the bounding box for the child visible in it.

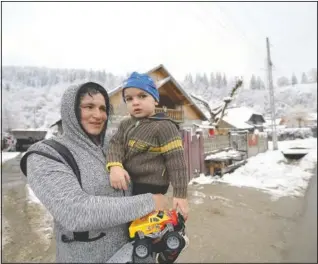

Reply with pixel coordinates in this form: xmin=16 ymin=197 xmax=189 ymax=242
xmin=106 ymin=71 xmax=189 ymax=262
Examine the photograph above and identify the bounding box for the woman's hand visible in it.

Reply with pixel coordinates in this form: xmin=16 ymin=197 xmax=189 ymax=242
xmin=152 ymin=194 xmax=169 ymax=211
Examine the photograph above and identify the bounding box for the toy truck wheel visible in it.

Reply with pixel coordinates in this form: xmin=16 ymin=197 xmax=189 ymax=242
xmin=164 ymin=231 xmax=184 ymax=250
xmin=134 ymin=239 xmax=151 ymax=259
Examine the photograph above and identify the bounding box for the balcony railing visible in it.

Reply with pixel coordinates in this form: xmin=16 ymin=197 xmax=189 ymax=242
xmin=155 ymin=107 xmax=184 ymax=123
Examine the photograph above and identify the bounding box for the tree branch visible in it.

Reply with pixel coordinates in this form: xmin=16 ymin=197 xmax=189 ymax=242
xmin=190 ymin=92 xmax=217 ymax=121
xmin=215 ymin=79 xmax=243 ymax=127
xmin=190 ymin=79 xmax=243 ymax=127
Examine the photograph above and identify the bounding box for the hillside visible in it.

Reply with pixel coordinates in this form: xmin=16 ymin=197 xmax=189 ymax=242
xmin=1 ymin=66 xmax=317 ymax=130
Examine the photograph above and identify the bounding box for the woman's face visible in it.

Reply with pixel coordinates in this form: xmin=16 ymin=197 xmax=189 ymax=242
xmin=80 ymin=92 xmax=107 ymax=136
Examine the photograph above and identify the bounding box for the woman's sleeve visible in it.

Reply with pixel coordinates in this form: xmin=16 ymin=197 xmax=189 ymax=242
xmin=27 ymin=150 xmax=155 ymax=232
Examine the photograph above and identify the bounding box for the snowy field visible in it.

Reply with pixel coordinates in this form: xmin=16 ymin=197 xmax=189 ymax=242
xmin=190 ymin=138 xmax=317 ymax=200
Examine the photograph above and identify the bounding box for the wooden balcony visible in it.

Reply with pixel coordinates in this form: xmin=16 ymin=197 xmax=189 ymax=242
xmin=155 ymin=107 xmax=184 ymax=123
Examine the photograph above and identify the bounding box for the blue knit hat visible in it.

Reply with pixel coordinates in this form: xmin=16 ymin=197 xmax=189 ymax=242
xmin=122 ymin=72 xmax=159 ymax=102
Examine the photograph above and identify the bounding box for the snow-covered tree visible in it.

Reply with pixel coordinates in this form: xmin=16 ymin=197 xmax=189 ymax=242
xmin=250 ymin=75 xmax=257 ymax=90
xmin=184 ymin=73 xmax=194 ymax=89
xmin=215 ymin=72 xmax=222 ymax=88
xmin=277 ymin=76 xmax=290 ymax=87
xmin=222 ymin=74 xmax=227 ymax=88
xmin=308 ymin=68 xmax=317 ymax=83
xmin=301 ymin=72 xmax=308 ymax=84
xmin=202 ymin=73 xmax=209 ymax=88
xmin=256 ymin=76 xmax=265 ymax=90
xmin=291 ymin=73 xmax=298 ymax=86
xmin=210 ymin=73 xmax=216 ymax=87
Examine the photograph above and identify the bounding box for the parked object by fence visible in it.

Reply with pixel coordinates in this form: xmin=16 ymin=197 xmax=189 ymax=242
xmin=183 ymin=128 xmax=269 ymax=180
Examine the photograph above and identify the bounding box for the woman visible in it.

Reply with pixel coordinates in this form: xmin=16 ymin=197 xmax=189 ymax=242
xmin=25 ymin=82 xmax=166 ymax=263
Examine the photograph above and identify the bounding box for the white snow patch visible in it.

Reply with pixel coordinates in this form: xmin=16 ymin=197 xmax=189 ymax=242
xmin=1 ymin=152 xmax=20 ymax=163
xmin=282 ymin=149 xmax=310 ymax=155
xmin=190 ymin=138 xmax=317 ymax=200
xmin=189 ymin=173 xmax=217 ymax=185
xmin=205 ymin=149 xmax=242 ymax=161
xmin=192 ymin=190 xmax=206 ymax=198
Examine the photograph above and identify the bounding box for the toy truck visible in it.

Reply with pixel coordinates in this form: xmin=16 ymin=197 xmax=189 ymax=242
xmin=129 ymin=210 xmax=186 ymax=259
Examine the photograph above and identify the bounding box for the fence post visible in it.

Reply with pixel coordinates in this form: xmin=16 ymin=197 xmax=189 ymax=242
xmin=187 ymin=130 xmax=193 ymax=180
xmin=198 ymin=131 xmax=206 ymax=175
xmin=246 ymin=132 xmax=249 ymax=158
xmin=181 ymin=129 xmax=190 ymax=181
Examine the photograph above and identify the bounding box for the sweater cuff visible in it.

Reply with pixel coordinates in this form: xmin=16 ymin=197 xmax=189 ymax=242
xmin=173 ymin=187 xmax=188 ymax=199
xmin=106 ymin=162 xmax=123 ymax=172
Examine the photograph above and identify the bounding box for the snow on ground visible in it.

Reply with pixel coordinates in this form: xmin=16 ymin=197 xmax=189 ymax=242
xmin=205 ymin=149 xmax=242 ymax=161
xmin=1 ymin=152 xmax=21 ymax=164
xmin=190 ymin=138 xmax=317 ymax=200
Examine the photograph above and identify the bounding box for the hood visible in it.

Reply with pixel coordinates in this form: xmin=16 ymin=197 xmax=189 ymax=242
xmin=60 ymin=82 xmax=110 ymax=148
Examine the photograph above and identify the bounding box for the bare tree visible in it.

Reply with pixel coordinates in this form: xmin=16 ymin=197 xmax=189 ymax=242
xmin=190 ymin=79 xmax=243 ymax=127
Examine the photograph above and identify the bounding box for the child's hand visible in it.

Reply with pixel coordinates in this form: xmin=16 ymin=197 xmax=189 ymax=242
xmin=173 ymin=197 xmax=189 ymax=221
xmin=109 ymin=166 xmax=130 ymax=190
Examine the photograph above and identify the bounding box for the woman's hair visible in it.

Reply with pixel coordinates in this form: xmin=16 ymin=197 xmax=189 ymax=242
xmin=75 ymin=82 xmax=113 ymax=143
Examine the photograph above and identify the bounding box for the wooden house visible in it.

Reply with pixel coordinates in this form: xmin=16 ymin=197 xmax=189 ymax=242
xmin=108 ymin=64 xmax=208 ymax=125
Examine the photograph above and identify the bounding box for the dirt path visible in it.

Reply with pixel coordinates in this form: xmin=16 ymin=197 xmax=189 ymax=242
xmin=283 ymin=168 xmax=317 ymax=263
xmin=1 ymin=156 xmax=315 ymax=263
xmin=176 ymin=183 xmax=304 ymax=263
xmin=1 ymin=156 xmax=55 ymax=263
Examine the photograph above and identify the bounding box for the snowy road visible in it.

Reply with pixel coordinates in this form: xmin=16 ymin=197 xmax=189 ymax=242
xmin=1 ymin=153 xmax=26 ymax=189
xmin=284 ymin=166 xmax=317 ymax=263
xmin=1 ymin=138 xmax=317 ymax=262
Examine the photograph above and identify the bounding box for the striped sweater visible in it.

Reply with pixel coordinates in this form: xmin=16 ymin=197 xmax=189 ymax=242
xmin=106 ymin=114 xmax=189 ymax=198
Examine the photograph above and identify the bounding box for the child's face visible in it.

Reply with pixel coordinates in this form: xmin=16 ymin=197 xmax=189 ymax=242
xmin=124 ymin=87 xmax=158 ymax=118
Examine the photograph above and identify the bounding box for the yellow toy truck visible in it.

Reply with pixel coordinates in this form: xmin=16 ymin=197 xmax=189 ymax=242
xmin=129 ymin=209 xmax=186 ymax=259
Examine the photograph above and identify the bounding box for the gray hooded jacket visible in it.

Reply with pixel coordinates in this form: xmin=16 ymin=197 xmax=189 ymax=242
xmin=26 ymin=83 xmax=155 ymax=263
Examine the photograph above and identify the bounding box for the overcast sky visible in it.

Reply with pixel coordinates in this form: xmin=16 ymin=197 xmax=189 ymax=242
xmin=2 ymin=1 xmax=317 ymax=81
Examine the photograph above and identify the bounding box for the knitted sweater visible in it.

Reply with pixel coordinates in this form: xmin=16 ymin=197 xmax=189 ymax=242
xmin=106 ymin=114 xmax=189 ymax=198
xmin=26 ymin=83 xmax=155 ymax=263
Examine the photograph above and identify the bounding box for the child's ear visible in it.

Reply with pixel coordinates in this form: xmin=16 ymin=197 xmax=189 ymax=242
xmin=155 ymin=101 xmax=159 ymax=106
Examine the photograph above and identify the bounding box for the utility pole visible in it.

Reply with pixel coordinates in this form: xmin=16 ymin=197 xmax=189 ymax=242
xmin=266 ymin=37 xmax=278 ymax=150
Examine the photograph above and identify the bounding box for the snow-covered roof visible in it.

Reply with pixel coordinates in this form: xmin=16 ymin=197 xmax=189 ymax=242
xmin=264 ymin=118 xmax=282 ymax=127
xmin=217 ymin=106 xmax=264 ymax=129
xmin=194 ymin=124 xmax=215 ymax=129
xmin=11 ymin=128 xmax=48 ymax=132
xmin=222 ymin=118 xmax=254 ymax=129
xmin=307 ymin=112 xmax=317 ymax=121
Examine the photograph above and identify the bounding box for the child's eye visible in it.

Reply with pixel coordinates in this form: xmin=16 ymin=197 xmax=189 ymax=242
xmin=125 ymin=97 xmax=132 ymax=102
xmin=139 ymin=94 xmax=148 ymax=99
